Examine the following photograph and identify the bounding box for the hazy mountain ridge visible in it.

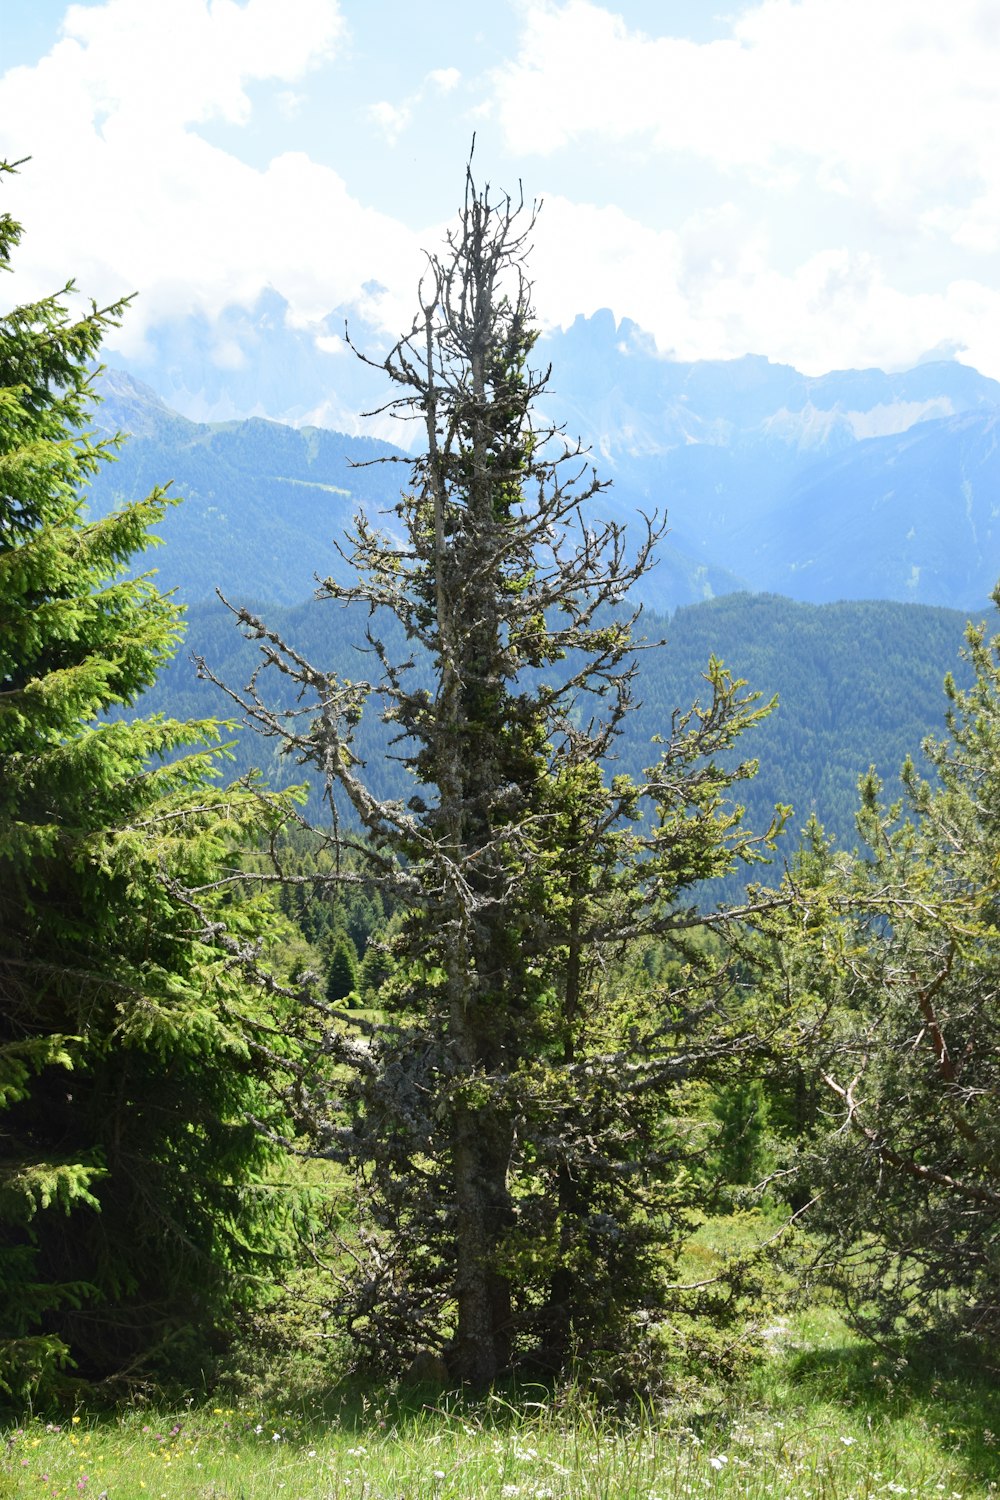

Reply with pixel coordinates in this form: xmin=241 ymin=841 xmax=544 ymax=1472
xmin=99 ymin=303 xmax=1000 ymax=612
xmin=541 ymin=316 xmax=1000 ymax=610
xmin=731 ymin=409 xmax=1000 ymax=604
xmin=85 ymin=367 xmax=747 ymax=610
xmin=536 ymin=312 xmax=1000 ymax=484
xmin=110 ymin=292 xmax=1000 ymax=450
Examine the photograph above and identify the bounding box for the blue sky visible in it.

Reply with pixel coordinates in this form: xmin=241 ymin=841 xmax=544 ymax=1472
xmin=3 ymin=0 xmax=1000 ymax=384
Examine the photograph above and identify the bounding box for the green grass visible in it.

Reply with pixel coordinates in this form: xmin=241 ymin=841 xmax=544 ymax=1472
xmin=4 ymin=1350 xmax=999 ymax=1500
xmin=5 ymin=1213 xmax=999 ymax=1498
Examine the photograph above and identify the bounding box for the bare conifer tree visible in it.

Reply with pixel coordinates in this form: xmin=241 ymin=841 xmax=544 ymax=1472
xmin=204 ymin=167 xmax=782 ymax=1386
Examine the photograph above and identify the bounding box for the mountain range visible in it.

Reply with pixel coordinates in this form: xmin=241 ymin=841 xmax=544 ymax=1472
xmin=94 ymin=305 xmax=1000 ymax=613
xmin=80 ymin=331 xmax=998 ymax=863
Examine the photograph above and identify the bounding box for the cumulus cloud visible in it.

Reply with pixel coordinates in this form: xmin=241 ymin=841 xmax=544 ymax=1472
xmin=493 ymin=0 xmax=1000 ymax=257
xmin=477 ymin=0 xmax=1000 ymax=377
xmin=39 ymin=0 xmax=345 ymax=132
xmin=0 ymin=0 xmax=422 ymax=352
xmin=368 ymin=98 xmax=413 ymax=145
xmin=5 ymin=0 xmax=1000 ymax=396
xmin=428 ymin=67 xmax=461 ymax=93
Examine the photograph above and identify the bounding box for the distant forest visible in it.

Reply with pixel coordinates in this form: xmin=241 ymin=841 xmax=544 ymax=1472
xmin=144 ymin=589 xmax=975 ymax=879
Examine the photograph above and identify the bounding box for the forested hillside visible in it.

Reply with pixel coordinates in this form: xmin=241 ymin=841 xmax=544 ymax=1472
xmin=643 ymin=592 xmax=974 ymax=852
xmin=141 ymin=590 xmax=973 ymax=864
xmin=85 ymin=370 xmax=402 ymax=604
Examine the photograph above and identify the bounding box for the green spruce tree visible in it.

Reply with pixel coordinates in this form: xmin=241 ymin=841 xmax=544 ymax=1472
xmin=326 ymin=931 xmax=359 ymax=1004
xmin=0 ymin=161 xmax=294 ymax=1400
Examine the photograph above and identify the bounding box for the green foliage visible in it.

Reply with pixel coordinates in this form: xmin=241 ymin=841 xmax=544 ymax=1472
xmin=710 ymin=1079 xmax=773 ymax=1191
xmin=0 ymin=162 xmax=298 ymax=1400
xmin=748 ymin=591 xmax=1000 ymax=1356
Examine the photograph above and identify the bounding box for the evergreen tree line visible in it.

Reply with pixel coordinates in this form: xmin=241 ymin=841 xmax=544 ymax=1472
xmin=3 ymin=157 xmax=1000 ymax=1402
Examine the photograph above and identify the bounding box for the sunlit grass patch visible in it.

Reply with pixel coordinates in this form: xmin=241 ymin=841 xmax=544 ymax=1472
xmin=2 ymin=1378 xmax=997 ymax=1500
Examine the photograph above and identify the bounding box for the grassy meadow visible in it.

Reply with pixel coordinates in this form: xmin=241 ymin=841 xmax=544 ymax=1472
xmin=3 ymin=1313 xmax=999 ymax=1500
xmin=4 ymin=1212 xmax=999 ymax=1498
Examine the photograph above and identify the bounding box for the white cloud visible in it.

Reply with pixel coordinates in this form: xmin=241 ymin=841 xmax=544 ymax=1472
xmin=477 ymin=0 xmax=1000 ymax=379
xmin=368 ymin=98 xmax=412 ymax=145
xmin=493 ymin=0 xmax=1000 ymax=256
xmin=0 ymin=0 xmax=424 ymax=351
xmin=529 ymin=193 xmax=1000 ymax=378
xmin=4 ymin=0 xmax=1000 ymax=399
xmin=57 ymin=0 xmax=346 ymax=130
xmin=428 ymin=67 xmax=461 ymax=93
xmin=368 ymin=65 xmax=465 ymax=145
